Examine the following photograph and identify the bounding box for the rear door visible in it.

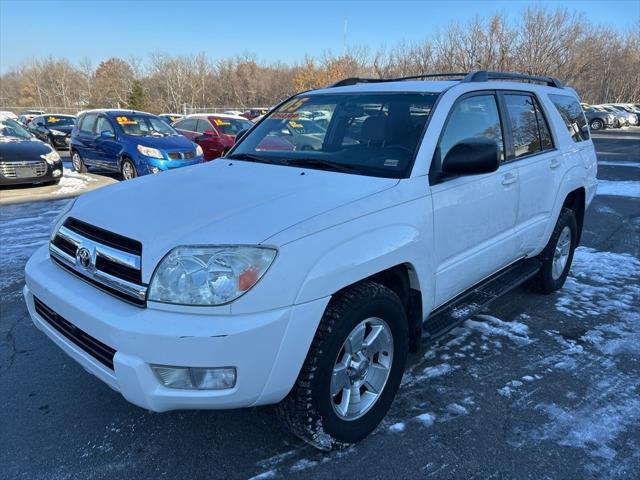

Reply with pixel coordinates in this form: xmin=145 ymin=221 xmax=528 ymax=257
xmin=196 ymin=119 xmax=225 ymax=160
xmin=93 ymin=115 xmax=121 ymax=170
xmin=75 ymin=113 xmax=99 ymax=164
xmin=500 ymin=92 xmax=561 ymax=256
xmin=431 ymin=92 xmax=521 ymax=306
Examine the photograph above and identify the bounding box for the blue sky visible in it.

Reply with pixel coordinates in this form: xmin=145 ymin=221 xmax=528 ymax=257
xmin=1 ymin=0 xmax=638 ymax=73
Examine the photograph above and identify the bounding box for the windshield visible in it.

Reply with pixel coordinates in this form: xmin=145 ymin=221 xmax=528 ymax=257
xmin=230 ymin=92 xmax=438 ymax=178
xmin=0 ymin=118 xmax=33 ymax=139
xmin=45 ymin=116 xmax=75 ymax=127
xmin=114 ymin=115 xmax=178 ymax=136
xmin=212 ymin=117 xmax=253 ymax=136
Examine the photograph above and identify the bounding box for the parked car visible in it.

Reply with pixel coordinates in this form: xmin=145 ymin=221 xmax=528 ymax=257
xmin=17 ymin=114 xmax=38 ymax=126
xmin=0 ymin=117 xmax=62 ymax=186
xmin=20 ymin=109 xmax=46 ymax=116
xmin=583 ymin=106 xmax=615 ymax=130
xmin=69 ymin=109 xmax=203 ymax=179
xmin=158 ymin=113 xmax=183 ymax=125
xmin=28 ymin=114 xmax=76 ymax=149
xmin=241 ymin=108 xmax=268 ymax=120
xmin=598 ymin=105 xmax=628 ymax=127
xmin=173 ymin=113 xmax=253 ymax=161
xmin=605 ymin=104 xmax=639 ymax=126
xmin=24 ymin=71 xmax=597 ymax=450
xmin=223 ymin=110 xmax=244 ymax=117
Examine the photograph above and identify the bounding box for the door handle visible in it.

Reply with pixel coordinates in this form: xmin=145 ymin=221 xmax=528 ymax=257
xmin=550 ymin=158 xmax=561 ymax=169
xmin=501 ymin=172 xmax=517 ymax=185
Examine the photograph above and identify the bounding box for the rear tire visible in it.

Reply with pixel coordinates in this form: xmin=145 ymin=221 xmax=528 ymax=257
xmin=121 ymin=158 xmax=137 ymax=180
xmin=278 ymin=280 xmax=408 ymax=450
xmin=71 ymin=151 xmax=87 ymax=173
xmin=527 ymin=208 xmax=577 ymax=294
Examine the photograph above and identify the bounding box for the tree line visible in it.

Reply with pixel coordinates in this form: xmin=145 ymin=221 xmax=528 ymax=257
xmin=1 ymin=7 xmax=638 ymax=114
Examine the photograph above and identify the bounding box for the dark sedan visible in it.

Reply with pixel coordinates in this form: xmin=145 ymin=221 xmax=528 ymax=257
xmin=0 ymin=118 xmax=63 ymax=186
xmin=28 ymin=114 xmax=76 ymax=149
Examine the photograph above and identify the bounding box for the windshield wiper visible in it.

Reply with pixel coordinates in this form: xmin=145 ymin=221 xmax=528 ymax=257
xmin=226 ymin=153 xmax=280 ymax=165
xmin=283 ymin=158 xmax=355 ymax=173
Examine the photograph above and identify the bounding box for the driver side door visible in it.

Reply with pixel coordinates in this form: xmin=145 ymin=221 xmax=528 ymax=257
xmin=431 ymin=92 xmax=521 ymax=307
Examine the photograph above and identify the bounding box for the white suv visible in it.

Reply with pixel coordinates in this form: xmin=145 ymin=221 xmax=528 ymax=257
xmin=24 ymin=71 xmax=597 ymax=449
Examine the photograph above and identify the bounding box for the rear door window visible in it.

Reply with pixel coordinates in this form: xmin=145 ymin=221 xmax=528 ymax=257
xmin=80 ymin=114 xmax=98 ymax=134
xmin=504 ymin=94 xmax=554 ymax=158
xmin=196 ymin=119 xmax=213 ymax=134
xmin=548 ymin=94 xmax=590 ymax=142
xmin=175 ymin=118 xmax=197 ymax=132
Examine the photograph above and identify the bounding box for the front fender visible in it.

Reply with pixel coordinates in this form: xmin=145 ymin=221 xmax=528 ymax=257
xmin=293 ymin=224 xmax=427 ymax=305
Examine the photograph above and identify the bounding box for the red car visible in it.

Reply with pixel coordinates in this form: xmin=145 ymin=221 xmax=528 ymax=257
xmin=173 ymin=114 xmax=254 ymax=161
xmin=241 ymin=108 xmax=269 ymax=120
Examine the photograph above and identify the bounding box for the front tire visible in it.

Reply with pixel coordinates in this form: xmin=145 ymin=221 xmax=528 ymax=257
xmin=121 ymin=158 xmax=137 ymax=180
xmin=278 ymin=281 xmax=408 ymax=450
xmin=527 ymin=207 xmax=577 ymax=294
xmin=71 ymin=151 xmax=87 ymax=173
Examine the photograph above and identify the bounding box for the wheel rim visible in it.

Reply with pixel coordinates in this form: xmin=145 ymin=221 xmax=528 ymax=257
xmin=552 ymin=226 xmax=572 ymax=280
xmin=72 ymin=153 xmax=82 ymax=171
xmin=330 ymin=317 xmax=394 ymax=421
xmin=591 ymin=120 xmax=602 ymax=130
xmin=122 ymin=162 xmax=134 ymax=179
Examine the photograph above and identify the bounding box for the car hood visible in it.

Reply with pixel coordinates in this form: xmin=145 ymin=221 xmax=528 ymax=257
xmin=0 ymin=137 xmax=51 ymax=161
xmin=71 ymin=160 xmax=398 ymax=274
xmin=130 ymin=134 xmax=196 ymax=150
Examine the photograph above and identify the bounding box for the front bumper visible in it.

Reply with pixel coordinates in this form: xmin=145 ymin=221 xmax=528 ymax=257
xmin=137 ymin=154 xmax=204 ymax=175
xmin=24 ymin=245 xmax=328 ymax=412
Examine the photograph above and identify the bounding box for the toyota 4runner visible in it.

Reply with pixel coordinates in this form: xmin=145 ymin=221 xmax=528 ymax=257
xmin=24 ymin=71 xmax=597 ymax=449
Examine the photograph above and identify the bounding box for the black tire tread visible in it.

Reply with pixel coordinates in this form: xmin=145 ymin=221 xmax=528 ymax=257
xmin=277 ymin=280 xmax=406 ymax=450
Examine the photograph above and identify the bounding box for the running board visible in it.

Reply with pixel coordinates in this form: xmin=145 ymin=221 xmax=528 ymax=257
xmin=423 ymin=258 xmax=542 ymax=340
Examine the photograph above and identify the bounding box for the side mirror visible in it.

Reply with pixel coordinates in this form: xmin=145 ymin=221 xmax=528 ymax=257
xmin=100 ymin=130 xmax=115 ymax=139
xmin=234 ymin=129 xmax=248 ymax=144
xmin=442 ymin=137 xmax=500 ymax=176
xmin=203 ymin=129 xmax=217 ymax=137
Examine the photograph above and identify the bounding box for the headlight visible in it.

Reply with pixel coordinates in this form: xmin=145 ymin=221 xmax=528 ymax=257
xmin=41 ymin=149 xmax=61 ymax=164
xmin=195 ymin=145 xmax=203 ymax=156
xmin=50 ymin=198 xmax=76 ymax=240
xmin=148 ymin=246 xmax=277 ymax=305
xmin=137 ymin=145 xmax=164 ymax=159
xmin=50 ymin=129 xmax=66 ymax=136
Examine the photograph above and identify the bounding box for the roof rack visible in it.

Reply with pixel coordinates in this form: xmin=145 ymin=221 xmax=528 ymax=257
xmin=463 ymin=71 xmax=563 ymax=88
xmin=328 ymin=70 xmax=563 ymax=89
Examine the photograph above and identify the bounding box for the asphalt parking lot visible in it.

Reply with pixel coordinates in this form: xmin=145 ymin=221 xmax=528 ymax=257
xmin=1 ymin=130 xmax=638 ymax=480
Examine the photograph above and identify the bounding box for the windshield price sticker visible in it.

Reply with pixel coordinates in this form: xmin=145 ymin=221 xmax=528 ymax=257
xmin=288 ymin=121 xmax=303 ymax=128
xmin=116 ymin=116 xmax=138 ymax=125
xmin=272 ymin=112 xmax=299 ymax=120
xmin=47 ymin=117 xmax=60 ymax=123
xmin=214 ymin=119 xmax=231 ymax=126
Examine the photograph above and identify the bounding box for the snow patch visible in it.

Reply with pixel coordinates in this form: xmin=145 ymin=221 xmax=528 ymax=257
xmin=415 ymin=412 xmax=436 ymax=427
xmin=446 ymin=403 xmax=469 ymax=416
xmin=290 ymin=459 xmax=318 ymax=472
xmin=464 ymin=315 xmax=533 ymax=346
xmin=389 ymin=422 xmax=406 ymax=433
xmin=596 ymin=180 xmax=640 ymax=199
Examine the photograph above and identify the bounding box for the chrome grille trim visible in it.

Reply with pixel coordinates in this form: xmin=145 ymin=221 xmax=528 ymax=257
xmin=0 ymin=160 xmax=47 ymax=178
xmin=57 ymin=225 xmax=141 ymax=270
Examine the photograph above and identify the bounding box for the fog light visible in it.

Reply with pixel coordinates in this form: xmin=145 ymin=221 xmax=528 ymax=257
xmin=151 ymin=365 xmax=236 ymax=390
xmin=52 ymin=169 xmax=62 ymax=177
xmin=149 ymin=166 xmax=160 ymax=174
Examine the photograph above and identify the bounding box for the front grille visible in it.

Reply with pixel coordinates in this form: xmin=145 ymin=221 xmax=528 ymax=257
xmin=49 ymin=218 xmax=147 ymax=307
xmin=34 ymin=296 xmax=116 ymax=370
xmin=0 ymin=160 xmax=47 ymax=179
xmin=167 ymin=151 xmax=195 ymax=160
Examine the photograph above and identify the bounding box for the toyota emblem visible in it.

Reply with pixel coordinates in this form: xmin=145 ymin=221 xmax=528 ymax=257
xmin=76 ymin=247 xmax=92 ymax=269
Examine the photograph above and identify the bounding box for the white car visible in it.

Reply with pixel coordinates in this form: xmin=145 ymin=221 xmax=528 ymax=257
xmin=0 ymin=110 xmax=18 ymax=121
xmin=24 ymin=71 xmax=597 ymax=450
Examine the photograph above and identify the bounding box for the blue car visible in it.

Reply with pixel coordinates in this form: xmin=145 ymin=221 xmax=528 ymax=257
xmin=70 ymin=109 xmax=204 ymax=179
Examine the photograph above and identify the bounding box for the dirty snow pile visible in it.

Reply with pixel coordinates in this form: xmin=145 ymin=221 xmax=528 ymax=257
xmin=54 ymin=168 xmax=97 ymax=195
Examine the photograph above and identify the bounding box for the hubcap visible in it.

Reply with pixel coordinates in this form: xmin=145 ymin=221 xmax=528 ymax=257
xmin=72 ymin=153 xmax=81 ymax=170
xmin=552 ymin=226 xmax=571 ymax=280
xmin=330 ymin=317 xmax=393 ymax=421
xmin=123 ymin=162 xmax=134 ymax=179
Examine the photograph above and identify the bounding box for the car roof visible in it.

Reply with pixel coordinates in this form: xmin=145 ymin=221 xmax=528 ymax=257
xmin=80 ymin=109 xmax=154 ymax=117
xmin=39 ymin=113 xmax=76 ymax=117
xmin=186 ymin=113 xmax=248 ymax=120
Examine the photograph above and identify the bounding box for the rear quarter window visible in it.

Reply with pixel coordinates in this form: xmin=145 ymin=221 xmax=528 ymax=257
xmin=549 ymin=94 xmax=589 ymax=142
